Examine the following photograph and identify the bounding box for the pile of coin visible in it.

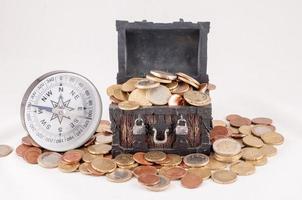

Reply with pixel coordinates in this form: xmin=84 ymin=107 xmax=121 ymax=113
xmin=106 ymin=70 xmax=216 ymax=110
xmin=13 ymin=114 xmax=284 ymax=191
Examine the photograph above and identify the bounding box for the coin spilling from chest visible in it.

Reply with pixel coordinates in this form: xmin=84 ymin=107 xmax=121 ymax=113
xmin=146 ymin=85 xmax=171 ymax=105
xmin=183 ymin=153 xmax=209 ymax=167
xmin=106 ymin=168 xmax=133 ymax=183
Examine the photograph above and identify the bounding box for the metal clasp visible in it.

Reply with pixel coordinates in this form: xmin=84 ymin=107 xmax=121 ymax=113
xmin=152 ymin=128 xmax=169 ymax=144
xmin=133 ymin=116 xmax=146 ymax=135
xmin=175 ymin=115 xmax=188 ymax=135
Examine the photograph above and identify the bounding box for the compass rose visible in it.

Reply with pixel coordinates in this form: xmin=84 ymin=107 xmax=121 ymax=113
xmin=50 ymin=95 xmax=74 ymax=124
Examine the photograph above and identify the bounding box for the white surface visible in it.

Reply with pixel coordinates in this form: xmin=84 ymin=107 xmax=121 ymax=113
xmin=0 ymin=0 xmax=302 ymax=199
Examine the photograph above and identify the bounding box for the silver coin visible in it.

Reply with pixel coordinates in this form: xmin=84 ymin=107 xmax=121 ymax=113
xmin=0 ymin=145 xmax=13 ymax=157
xmin=38 ymin=152 xmax=62 ymax=168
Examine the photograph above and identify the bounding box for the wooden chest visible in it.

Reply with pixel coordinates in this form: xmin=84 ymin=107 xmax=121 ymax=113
xmin=110 ymin=19 xmax=212 ymax=157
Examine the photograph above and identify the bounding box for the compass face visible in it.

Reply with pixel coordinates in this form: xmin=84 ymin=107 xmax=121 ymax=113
xmin=21 ymin=71 xmax=102 ymax=152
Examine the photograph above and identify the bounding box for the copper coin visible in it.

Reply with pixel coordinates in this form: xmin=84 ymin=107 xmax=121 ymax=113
xmin=181 ymin=173 xmax=203 ymax=189
xmin=210 ymin=126 xmax=229 ymax=141
xmin=226 ymin=114 xmax=241 ymax=121
xmin=207 ymin=83 xmax=216 ymax=91
xmin=168 ymin=94 xmax=185 ymax=106
xmin=132 ymin=166 xmax=157 ymax=177
xmin=138 ymin=174 xmax=160 ymax=186
xmin=23 ymin=147 xmax=42 ymax=164
xmin=16 ymin=144 xmax=30 ymax=157
xmin=133 ymin=152 xmax=153 ymax=166
xmin=62 ymin=150 xmax=82 ymax=164
xmin=229 ymin=117 xmax=251 ymax=127
xmin=171 ymin=82 xmax=190 ymax=94
xmin=84 ymin=135 xmax=96 ymax=147
xmin=164 ymin=167 xmax=187 ymax=180
xmin=252 ymin=117 xmax=273 ymax=125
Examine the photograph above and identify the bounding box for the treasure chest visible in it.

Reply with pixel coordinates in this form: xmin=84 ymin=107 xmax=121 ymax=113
xmin=110 ymin=19 xmax=212 ymax=157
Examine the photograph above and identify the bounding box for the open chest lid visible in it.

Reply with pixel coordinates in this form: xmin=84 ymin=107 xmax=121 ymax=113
xmin=116 ymin=19 xmax=210 ymax=84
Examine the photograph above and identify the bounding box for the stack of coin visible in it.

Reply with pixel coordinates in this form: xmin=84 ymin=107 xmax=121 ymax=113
xmin=13 ymin=114 xmax=284 ymax=191
xmin=106 ymin=70 xmax=216 ymax=110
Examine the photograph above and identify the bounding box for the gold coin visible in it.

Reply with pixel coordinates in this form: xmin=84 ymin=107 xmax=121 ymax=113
xmin=0 ymin=144 xmax=13 ymax=157
xmin=183 ymin=91 xmax=211 ymax=106
xmin=161 ymin=154 xmax=182 ymax=167
xmin=79 ymin=162 xmax=92 ymax=175
xmin=118 ymin=101 xmax=140 ymax=110
xmin=121 ymin=78 xmax=143 ymax=92
xmin=239 ymin=125 xmax=252 ymax=136
xmin=37 ymin=152 xmax=62 ymax=168
xmin=177 ymin=75 xmax=200 ymax=89
xmin=146 ymin=85 xmax=171 ymax=105
xmin=91 ymin=157 xmax=116 ymax=173
xmin=199 ymin=83 xmax=208 ymax=93
xmin=183 ymin=153 xmax=209 ymax=167
xmin=230 ymin=161 xmax=255 ymax=176
xmin=82 ymin=152 xmax=103 ymax=163
xmin=171 ymin=82 xmax=190 ymax=94
xmin=176 ymin=72 xmax=200 ymax=87
xmin=113 ymin=88 xmax=128 ymax=101
xmin=150 ymin=70 xmax=177 ymax=80
xmin=241 ymin=147 xmax=264 ymax=161
xmin=135 ymin=78 xmax=160 ymax=89
xmin=118 ymin=162 xmax=138 ymax=169
xmin=213 ymin=152 xmax=242 ymax=163
xmin=213 ymin=138 xmax=242 ymax=157
xmin=259 ymin=145 xmax=277 ymax=157
xmin=261 ymin=132 xmax=284 ymax=145
xmin=211 ymin=170 xmax=237 ymax=184
xmin=114 ymin=154 xmax=135 ymax=166
xmin=242 ymin=135 xmax=264 ymax=148
xmin=188 ymin=167 xmax=211 ymax=180
xmin=212 ymin=120 xmax=227 ymax=127
xmin=146 ymin=74 xmax=172 ymax=84
xmin=87 ymin=144 xmax=112 ymax=155
xmin=246 ymin=156 xmax=268 ymax=166
xmin=106 ymin=168 xmax=133 ymax=183
xmin=128 ymin=89 xmax=152 ymax=106
xmin=251 ymin=125 xmax=275 ymax=137
xmin=207 ymin=156 xmax=228 ymax=170
xmin=144 ymin=151 xmax=167 ymax=162
xmin=58 ymin=161 xmax=80 ymax=173
xmin=106 ymin=84 xmax=122 ymax=96
xmin=95 ymin=134 xmax=113 ymax=144
xmin=144 ymin=175 xmax=171 ymax=192
xmin=110 ymin=96 xmax=122 ymax=104
xmin=165 ymin=81 xmax=178 ymax=90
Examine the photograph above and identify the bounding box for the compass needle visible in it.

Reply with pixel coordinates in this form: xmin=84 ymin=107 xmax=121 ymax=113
xmin=21 ymin=71 xmax=102 ymax=152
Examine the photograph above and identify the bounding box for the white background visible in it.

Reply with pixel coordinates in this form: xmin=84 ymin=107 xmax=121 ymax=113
xmin=0 ymin=0 xmax=302 ymax=199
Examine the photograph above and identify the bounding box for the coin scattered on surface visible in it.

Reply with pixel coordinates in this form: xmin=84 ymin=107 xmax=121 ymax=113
xmin=118 ymin=101 xmax=140 ymax=110
xmin=226 ymin=114 xmax=241 ymax=121
xmin=230 ymin=161 xmax=255 ymax=176
xmin=79 ymin=162 xmax=92 ymax=175
xmin=62 ymin=150 xmax=82 ymax=164
xmin=261 ymin=132 xmax=284 ymax=145
xmin=183 ymin=153 xmax=209 ymax=167
xmin=88 ymin=144 xmax=112 ymax=155
xmin=91 ymin=158 xmax=116 ymax=173
xmin=213 ymin=138 xmax=241 ymax=157
xmin=242 ymin=135 xmax=264 ymax=148
xmin=95 ymin=134 xmax=112 ymax=144
xmin=133 ymin=152 xmax=153 ymax=166
xmin=132 ymin=166 xmax=158 ymax=177
xmin=164 ymin=167 xmax=187 ymax=180
xmin=144 ymin=151 xmax=166 ymax=163
xmin=181 ymin=173 xmax=203 ymax=189
xmin=58 ymin=161 xmax=80 ymax=173
xmin=229 ymin=117 xmax=251 ymax=127
xmin=144 ymin=175 xmax=170 ymax=192
xmin=114 ymin=154 xmax=135 ymax=166
xmin=16 ymin=144 xmax=30 ymax=157
xmin=188 ymin=167 xmax=211 ymax=180
xmin=252 ymin=117 xmax=272 ymax=125
xmin=259 ymin=145 xmax=277 ymax=157
xmin=251 ymin=125 xmax=275 ymax=137
xmin=241 ymin=147 xmax=264 ymax=161
xmin=23 ymin=147 xmax=42 ymax=164
xmin=138 ymin=174 xmax=160 ymax=186
xmin=0 ymin=144 xmax=13 ymax=157
xmin=38 ymin=152 xmax=62 ymax=168
xmin=106 ymin=168 xmax=133 ymax=183
xmin=211 ymin=170 xmax=237 ymax=184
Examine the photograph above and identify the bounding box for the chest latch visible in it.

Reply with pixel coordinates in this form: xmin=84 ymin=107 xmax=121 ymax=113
xmin=173 ymin=115 xmax=191 ymax=148
xmin=132 ymin=116 xmax=148 ymax=151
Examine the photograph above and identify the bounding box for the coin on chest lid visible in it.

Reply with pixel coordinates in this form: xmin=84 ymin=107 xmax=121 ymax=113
xmin=20 ymin=71 xmax=102 ymax=152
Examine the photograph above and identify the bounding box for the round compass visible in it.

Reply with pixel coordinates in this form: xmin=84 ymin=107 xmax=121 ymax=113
xmin=20 ymin=71 xmax=102 ymax=152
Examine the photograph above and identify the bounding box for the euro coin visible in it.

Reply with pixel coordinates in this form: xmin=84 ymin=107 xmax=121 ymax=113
xmin=82 ymin=152 xmax=103 ymax=163
xmin=181 ymin=173 xmax=203 ymax=189
xmin=241 ymin=147 xmax=264 ymax=161
xmin=164 ymin=167 xmax=187 ymax=180
xmin=118 ymin=101 xmax=140 ymax=110
xmin=146 ymin=85 xmax=171 ymax=105
xmin=238 ymin=125 xmax=252 ymax=136
xmin=144 ymin=175 xmax=170 ymax=192
xmin=252 ymin=125 xmax=275 ymax=137
xmin=261 ymin=132 xmax=284 ymax=145
xmin=150 ymin=70 xmax=177 ymax=80
xmin=128 ymin=89 xmax=152 ymax=107
xmin=183 ymin=90 xmax=211 ymax=106
xmin=138 ymin=174 xmax=160 ymax=186
xmin=79 ymin=162 xmax=91 ymax=175
xmin=145 ymin=151 xmax=167 ymax=162
xmin=213 ymin=138 xmax=241 ymax=157
xmin=146 ymin=74 xmax=172 ymax=84
xmin=58 ymin=161 xmax=79 ymax=173
xmin=168 ymin=94 xmax=184 ymax=106
xmin=176 ymin=72 xmax=200 ymax=87
xmin=106 ymin=84 xmax=122 ymax=96
xmin=171 ymin=82 xmax=190 ymax=94
xmin=246 ymin=156 xmax=268 ymax=166
xmin=211 ymin=170 xmax=237 ymax=184
xmin=96 ymin=134 xmax=112 ymax=144
xmin=87 ymin=163 xmax=105 ymax=176
xmin=38 ymin=152 xmax=62 ymax=168
xmin=0 ymin=144 xmax=13 ymax=157
xmin=62 ymin=150 xmax=83 ymax=164
xmin=229 ymin=117 xmax=251 ymax=127
xmin=87 ymin=144 xmax=112 ymax=155
xmin=230 ymin=161 xmax=255 ymax=176
xmin=165 ymin=81 xmax=178 ymax=90
xmin=113 ymin=88 xmax=128 ymax=101
xmin=226 ymin=114 xmax=241 ymax=121
xmin=16 ymin=144 xmax=30 ymax=157
xmin=242 ymin=135 xmax=264 ymax=148
xmin=106 ymin=168 xmax=133 ymax=183
xmin=213 ymin=152 xmax=242 ymax=163
xmin=177 ymin=75 xmax=200 ymax=89
xmin=161 ymin=154 xmax=182 ymax=167
xmin=252 ymin=117 xmax=273 ymax=125
xmin=121 ymin=78 xmax=143 ymax=92
xmin=183 ymin=153 xmax=209 ymax=167
xmin=133 ymin=152 xmax=153 ymax=166
xmin=91 ymin=158 xmax=116 ymax=173
xmin=135 ymin=79 xmax=160 ymax=89
xmin=23 ymin=147 xmax=42 ymax=164
xmin=132 ymin=166 xmax=157 ymax=177
xmin=259 ymin=145 xmax=277 ymax=157
xmin=212 ymin=120 xmax=227 ymax=127
xmin=207 ymin=157 xmax=228 ymax=170
xmin=187 ymin=167 xmax=211 ymax=180
xmin=114 ymin=154 xmax=135 ymax=166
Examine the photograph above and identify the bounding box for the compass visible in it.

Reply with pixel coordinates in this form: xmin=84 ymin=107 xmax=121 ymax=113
xmin=20 ymin=71 xmax=102 ymax=152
